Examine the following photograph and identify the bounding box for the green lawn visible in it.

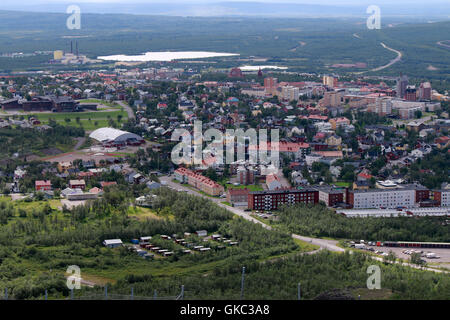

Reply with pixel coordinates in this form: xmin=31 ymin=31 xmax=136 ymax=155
xmin=334 ymin=181 xmax=351 ymax=188
xmin=225 ymin=184 xmax=264 ymax=192
xmin=27 ymin=110 xmax=128 ymax=131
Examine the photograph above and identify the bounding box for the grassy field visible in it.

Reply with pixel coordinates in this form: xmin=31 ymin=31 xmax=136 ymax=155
xmin=225 ymin=183 xmax=264 ymax=192
xmin=1 ymin=197 xmax=62 ymax=212
xmin=28 ymin=110 xmax=128 ymax=131
xmin=333 ymin=181 xmax=351 ymax=188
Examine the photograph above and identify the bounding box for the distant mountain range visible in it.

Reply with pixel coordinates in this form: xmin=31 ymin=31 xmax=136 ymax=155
xmin=0 ymin=1 xmax=449 ymax=18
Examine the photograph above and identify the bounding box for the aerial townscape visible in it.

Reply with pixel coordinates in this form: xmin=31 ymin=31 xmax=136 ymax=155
xmin=0 ymin=0 xmax=449 ymax=305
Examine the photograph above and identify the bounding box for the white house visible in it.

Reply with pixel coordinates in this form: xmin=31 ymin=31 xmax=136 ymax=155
xmin=103 ymin=239 xmax=123 ymax=248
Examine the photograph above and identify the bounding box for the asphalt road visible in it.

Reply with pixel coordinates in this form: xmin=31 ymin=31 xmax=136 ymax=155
xmin=115 ymin=100 xmax=135 ymax=120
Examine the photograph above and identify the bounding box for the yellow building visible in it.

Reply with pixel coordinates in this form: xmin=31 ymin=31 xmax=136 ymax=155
xmin=54 ymin=50 xmax=64 ymax=60
xmin=326 ymin=134 xmax=342 ymax=147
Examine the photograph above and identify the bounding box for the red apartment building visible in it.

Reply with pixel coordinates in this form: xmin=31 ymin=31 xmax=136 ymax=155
xmin=69 ymin=179 xmax=86 ymax=190
xmin=35 ymin=180 xmax=52 ymax=192
xmin=317 ymin=187 xmax=345 ymax=207
xmin=248 ymin=189 xmax=319 ymax=211
xmin=226 ymin=188 xmax=250 ymax=206
xmin=174 ymin=167 xmax=224 ymax=196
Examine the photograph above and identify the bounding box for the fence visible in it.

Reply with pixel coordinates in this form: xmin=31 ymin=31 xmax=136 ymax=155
xmin=1 ymin=285 xmax=185 ymax=301
xmin=1 ymin=268 xmax=306 ymax=300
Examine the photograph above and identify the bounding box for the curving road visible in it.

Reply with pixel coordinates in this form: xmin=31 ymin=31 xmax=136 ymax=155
xmin=115 ymin=100 xmax=135 ymax=120
xmin=354 ymin=42 xmax=402 ymax=75
xmin=370 ymin=42 xmax=402 ymax=72
xmin=437 ymin=40 xmax=450 ymax=49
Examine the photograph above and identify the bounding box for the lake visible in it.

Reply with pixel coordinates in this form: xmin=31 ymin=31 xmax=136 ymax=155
xmin=239 ymin=65 xmax=288 ymax=71
xmin=98 ymin=51 xmax=239 ymax=62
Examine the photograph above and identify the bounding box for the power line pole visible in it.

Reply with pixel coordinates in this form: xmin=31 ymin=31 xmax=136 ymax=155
xmin=180 ymin=285 xmax=185 ymax=300
xmin=297 ymin=283 xmax=301 ymax=300
xmin=240 ymin=267 xmax=246 ymax=300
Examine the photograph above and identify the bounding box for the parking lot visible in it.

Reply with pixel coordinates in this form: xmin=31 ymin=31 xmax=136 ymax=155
xmin=364 ymin=244 xmax=450 ymax=264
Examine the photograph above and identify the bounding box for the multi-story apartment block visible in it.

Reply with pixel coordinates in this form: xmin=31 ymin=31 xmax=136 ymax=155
xmin=174 ymin=167 xmax=224 ymax=196
xmin=433 ymin=190 xmax=450 ymax=207
xmin=317 ymin=186 xmax=345 ymax=207
xmin=248 ymin=189 xmax=319 ymax=211
xmin=347 ymin=184 xmax=429 ymax=209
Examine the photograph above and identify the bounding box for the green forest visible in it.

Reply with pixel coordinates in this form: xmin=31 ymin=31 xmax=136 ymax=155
xmin=0 ymin=10 xmax=449 ymax=80
xmin=0 ymin=121 xmax=84 ymax=160
xmin=274 ymin=204 xmax=450 ymax=242
xmin=0 ymin=189 xmax=449 ymax=300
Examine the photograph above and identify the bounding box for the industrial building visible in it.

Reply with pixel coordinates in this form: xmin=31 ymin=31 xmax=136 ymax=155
xmin=89 ymin=128 xmax=144 ymax=147
xmin=1 ymin=96 xmax=78 ymax=112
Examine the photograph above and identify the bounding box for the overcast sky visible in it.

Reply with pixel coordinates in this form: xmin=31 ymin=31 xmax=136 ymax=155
xmin=1 ymin=0 xmax=448 ymax=18
xmin=3 ymin=0 xmax=448 ymax=4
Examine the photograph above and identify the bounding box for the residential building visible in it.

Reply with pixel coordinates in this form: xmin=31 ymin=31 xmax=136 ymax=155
xmin=317 ymin=186 xmax=345 ymax=207
xmin=433 ymin=190 xmax=450 ymax=207
xmin=103 ymin=239 xmax=123 ymax=248
xmin=266 ymin=174 xmax=282 ymax=190
xmin=419 ymin=82 xmax=432 ymax=100
xmin=396 ymin=74 xmax=409 ymax=98
xmin=174 ymin=167 xmax=224 ymax=196
xmin=237 ymin=166 xmax=255 ymax=185
xmin=35 ymin=180 xmax=52 ymax=191
xmin=69 ymin=179 xmax=86 ymax=190
xmin=405 ymin=86 xmax=417 ymax=102
xmin=329 ymin=117 xmax=350 ymax=130
xmin=264 ymin=77 xmax=278 ymax=95
xmin=347 ymin=184 xmax=429 ymax=209
xmin=226 ymin=188 xmax=250 ymax=206
xmin=248 ymin=189 xmax=319 ymax=211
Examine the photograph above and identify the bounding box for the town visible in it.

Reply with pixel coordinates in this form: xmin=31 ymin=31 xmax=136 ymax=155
xmin=1 ymin=67 xmax=448 ymax=214
xmin=1 ymin=8 xmax=450 ymax=301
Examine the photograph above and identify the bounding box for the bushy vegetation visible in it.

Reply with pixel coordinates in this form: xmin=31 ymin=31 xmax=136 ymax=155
xmin=81 ymin=250 xmax=450 ymax=300
xmin=275 ymin=204 xmax=450 ymax=242
xmin=0 ymin=188 xmax=301 ymax=299
xmin=0 ymin=122 xmax=84 ymax=160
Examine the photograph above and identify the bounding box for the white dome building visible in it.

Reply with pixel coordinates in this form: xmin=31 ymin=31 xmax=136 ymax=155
xmin=89 ymin=128 xmax=144 ymax=146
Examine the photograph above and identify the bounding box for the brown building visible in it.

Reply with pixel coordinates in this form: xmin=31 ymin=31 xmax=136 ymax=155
xmin=226 ymin=188 xmax=250 ymax=206
xmin=317 ymin=186 xmax=345 ymax=207
xmin=22 ymin=96 xmax=78 ymax=112
xmin=229 ymin=68 xmax=244 ymax=78
xmin=248 ymin=189 xmax=319 ymax=211
xmin=0 ymin=98 xmax=21 ymax=110
xmin=69 ymin=179 xmax=86 ymax=190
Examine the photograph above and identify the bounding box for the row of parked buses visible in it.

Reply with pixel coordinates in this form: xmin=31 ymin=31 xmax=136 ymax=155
xmin=382 ymin=241 xmax=450 ymax=249
xmin=352 ymin=240 xmax=450 ymax=249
